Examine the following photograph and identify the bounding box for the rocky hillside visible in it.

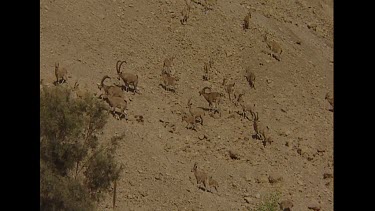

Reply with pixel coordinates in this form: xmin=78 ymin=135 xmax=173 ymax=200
xmin=40 ymin=0 xmax=333 ymax=210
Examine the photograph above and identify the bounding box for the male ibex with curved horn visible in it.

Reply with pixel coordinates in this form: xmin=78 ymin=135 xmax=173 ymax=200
xmin=116 ymin=60 xmax=139 ymax=95
xmin=97 ymin=75 xmax=124 ymax=99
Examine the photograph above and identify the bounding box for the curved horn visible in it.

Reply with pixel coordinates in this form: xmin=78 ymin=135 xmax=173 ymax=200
xmin=100 ymin=75 xmax=111 ymax=87
xmin=116 ymin=60 xmax=122 ymax=74
xmin=118 ymin=61 xmax=127 ymax=74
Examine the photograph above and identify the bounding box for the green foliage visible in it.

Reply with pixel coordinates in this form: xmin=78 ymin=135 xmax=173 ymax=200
xmin=40 ymin=160 xmax=94 ymax=211
xmin=40 ymin=86 xmax=107 ymax=176
xmin=40 ymin=85 xmax=123 ymax=211
xmin=253 ymin=192 xmax=281 ymax=211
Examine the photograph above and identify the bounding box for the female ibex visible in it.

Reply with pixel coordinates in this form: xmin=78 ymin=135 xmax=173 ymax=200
xmin=245 ymin=68 xmax=256 ymax=89
xmin=243 ymin=11 xmax=251 ymax=30
xmin=222 ymin=78 xmax=236 ymax=102
xmin=191 ymin=162 xmax=209 ymax=191
xmin=199 ymin=87 xmax=223 ymax=113
xmin=54 ymin=62 xmax=68 ymax=85
xmin=187 ymin=97 xmax=204 ymax=125
xmin=161 ymin=72 xmax=177 ymax=92
xmin=253 ymin=112 xmax=273 ymax=147
xmin=102 ymin=94 xmax=128 ymax=120
xmin=162 ymin=56 xmax=175 ymax=76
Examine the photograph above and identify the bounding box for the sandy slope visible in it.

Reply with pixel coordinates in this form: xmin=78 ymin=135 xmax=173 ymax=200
xmin=40 ymin=0 xmax=333 ymax=210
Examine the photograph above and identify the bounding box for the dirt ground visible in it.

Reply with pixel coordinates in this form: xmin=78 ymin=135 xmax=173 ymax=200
xmin=40 ymin=0 xmax=333 ymax=210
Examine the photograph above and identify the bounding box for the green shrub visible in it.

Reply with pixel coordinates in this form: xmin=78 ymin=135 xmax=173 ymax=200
xmin=40 ymin=85 xmax=122 ymax=211
xmin=253 ymin=191 xmax=281 ymax=211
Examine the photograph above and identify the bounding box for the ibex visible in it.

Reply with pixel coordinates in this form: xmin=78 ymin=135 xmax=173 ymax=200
xmin=253 ymin=112 xmax=273 ymax=147
xmin=187 ymin=97 xmax=204 ymax=125
xmin=237 ymin=93 xmax=256 ymax=120
xmin=116 ymin=60 xmax=139 ymax=95
xmin=243 ymin=11 xmax=251 ymax=30
xmin=199 ymin=87 xmax=223 ymax=113
xmin=263 ymin=33 xmax=283 ymax=61
xmin=180 ymin=3 xmax=191 ymax=25
xmin=102 ymin=94 xmax=128 ymax=120
xmin=325 ymin=92 xmax=334 ymax=112
xmin=97 ymin=75 xmax=124 ymax=98
xmin=54 ymin=62 xmax=68 ymax=85
xmin=161 ymin=72 xmax=177 ymax=92
xmin=182 ymin=113 xmax=197 ymax=131
xmin=222 ymin=78 xmax=236 ymax=102
xmin=191 ymin=162 xmax=209 ymax=191
xmin=203 ymin=58 xmax=213 ymax=81
xmin=162 ymin=56 xmax=175 ymax=76
xmin=245 ymin=68 xmax=256 ymax=89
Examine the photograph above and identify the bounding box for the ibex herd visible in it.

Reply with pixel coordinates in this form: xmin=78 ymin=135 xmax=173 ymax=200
xmin=43 ymin=2 xmax=333 ymax=199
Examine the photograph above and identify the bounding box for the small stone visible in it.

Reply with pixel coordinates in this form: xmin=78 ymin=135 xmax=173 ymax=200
xmin=268 ymin=174 xmax=283 ymax=184
xmin=255 ymin=193 xmax=260 ymax=199
xmin=198 ymin=134 xmax=207 ymax=140
xmin=229 ymin=150 xmax=240 ymax=160
xmin=323 ymin=173 xmax=333 ymax=179
xmin=98 ymin=14 xmax=106 ymax=19
xmin=308 ymin=205 xmax=321 ymax=211
xmin=244 ymin=197 xmax=252 ymax=203
xmin=256 ymin=175 xmax=269 ymax=184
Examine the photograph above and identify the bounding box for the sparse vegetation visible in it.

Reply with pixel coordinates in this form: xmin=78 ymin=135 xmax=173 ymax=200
xmin=40 ymin=85 xmax=123 ymax=210
xmin=253 ymin=192 xmax=281 ymax=211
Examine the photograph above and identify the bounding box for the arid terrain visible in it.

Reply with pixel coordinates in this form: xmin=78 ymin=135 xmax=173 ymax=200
xmin=40 ymin=0 xmax=333 ymax=210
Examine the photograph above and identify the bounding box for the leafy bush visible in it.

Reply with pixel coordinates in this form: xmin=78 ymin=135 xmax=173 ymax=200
xmin=40 ymin=85 xmax=123 ymax=210
xmin=253 ymin=192 xmax=281 ymax=211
